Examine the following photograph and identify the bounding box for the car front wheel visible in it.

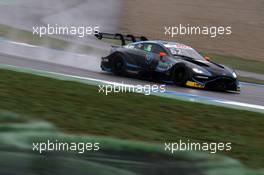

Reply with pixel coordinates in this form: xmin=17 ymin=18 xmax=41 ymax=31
xmin=172 ymin=65 xmax=188 ymax=86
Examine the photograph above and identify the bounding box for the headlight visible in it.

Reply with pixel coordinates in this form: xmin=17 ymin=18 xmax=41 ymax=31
xmin=192 ymin=68 xmax=204 ymax=74
xmin=232 ymin=72 xmax=237 ymax=78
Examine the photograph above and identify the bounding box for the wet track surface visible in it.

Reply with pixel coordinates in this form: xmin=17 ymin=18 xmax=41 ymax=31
xmin=0 ymin=0 xmax=263 ymax=108
xmin=0 ymin=53 xmax=263 ymax=106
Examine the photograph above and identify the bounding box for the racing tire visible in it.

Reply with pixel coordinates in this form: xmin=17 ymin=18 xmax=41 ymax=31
xmin=111 ymin=54 xmax=127 ymax=76
xmin=172 ymin=65 xmax=189 ymax=86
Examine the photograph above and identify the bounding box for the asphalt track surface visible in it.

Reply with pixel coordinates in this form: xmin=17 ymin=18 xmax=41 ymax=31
xmin=1 ymin=52 xmax=264 ymax=107
xmin=0 ymin=0 xmax=263 ymax=107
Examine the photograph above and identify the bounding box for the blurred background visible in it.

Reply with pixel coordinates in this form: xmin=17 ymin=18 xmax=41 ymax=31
xmin=0 ymin=0 xmax=263 ymax=174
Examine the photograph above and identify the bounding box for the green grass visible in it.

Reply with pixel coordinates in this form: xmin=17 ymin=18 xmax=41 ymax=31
xmin=0 ymin=69 xmax=263 ymax=168
xmin=204 ymin=53 xmax=264 ymax=74
xmin=239 ymin=76 xmax=264 ymax=85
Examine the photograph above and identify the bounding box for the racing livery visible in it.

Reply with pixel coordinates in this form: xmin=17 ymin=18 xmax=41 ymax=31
xmin=96 ymin=33 xmax=240 ymax=91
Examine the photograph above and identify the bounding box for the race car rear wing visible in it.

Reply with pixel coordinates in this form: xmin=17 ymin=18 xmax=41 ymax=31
xmin=95 ymin=32 xmax=148 ymax=46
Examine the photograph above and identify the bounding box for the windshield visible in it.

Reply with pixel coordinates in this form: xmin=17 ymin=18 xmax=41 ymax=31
xmin=164 ymin=44 xmax=205 ymax=60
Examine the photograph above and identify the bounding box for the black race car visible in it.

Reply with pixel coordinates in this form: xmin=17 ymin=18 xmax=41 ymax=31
xmin=95 ymin=33 xmax=240 ymax=91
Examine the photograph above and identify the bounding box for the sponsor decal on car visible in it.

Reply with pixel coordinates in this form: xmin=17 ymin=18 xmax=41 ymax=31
xmin=186 ymin=81 xmax=205 ymax=88
xmin=145 ymin=52 xmax=155 ymax=64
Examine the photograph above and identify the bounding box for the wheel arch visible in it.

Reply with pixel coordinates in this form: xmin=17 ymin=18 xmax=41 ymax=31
xmin=170 ymin=62 xmax=188 ymax=75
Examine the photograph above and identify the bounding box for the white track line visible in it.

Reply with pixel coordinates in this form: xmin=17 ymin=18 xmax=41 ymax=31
xmin=1 ymin=39 xmax=264 ymax=112
xmin=3 ymin=63 xmax=263 ymax=113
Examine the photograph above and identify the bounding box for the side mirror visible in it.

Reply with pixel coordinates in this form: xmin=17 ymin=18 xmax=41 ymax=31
xmin=159 ymin=52 xmax=167 ymax=57
xmin=204 ymin=56 xmax=210 ymax=61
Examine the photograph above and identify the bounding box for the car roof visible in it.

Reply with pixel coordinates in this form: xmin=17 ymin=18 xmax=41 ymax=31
xmin=133 ymin=40 xmax=168 ymax=45
xmin=133 ymin=40 xmax=192 ymax=49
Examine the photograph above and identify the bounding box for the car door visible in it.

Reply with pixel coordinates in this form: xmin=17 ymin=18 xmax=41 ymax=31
xmin=142 ymin=43 xmax=168 ymax=71
xmin=125 ymin=43 xmax=166 ymax=71
xmin=133 ymin=43 xmax=158 ymax=71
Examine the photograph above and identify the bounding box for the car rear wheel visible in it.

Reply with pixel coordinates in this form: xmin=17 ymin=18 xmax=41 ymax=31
xmin=111 ymin=55 xmax=126 ymax=76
